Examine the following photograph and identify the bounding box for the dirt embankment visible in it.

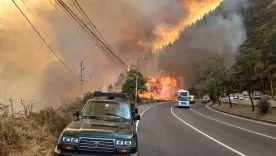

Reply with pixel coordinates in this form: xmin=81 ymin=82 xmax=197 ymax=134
xmin=211 ymin=102 xmax=276 ymax=124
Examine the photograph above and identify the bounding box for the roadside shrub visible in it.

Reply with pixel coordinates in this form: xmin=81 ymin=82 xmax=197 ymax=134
xmin=0 ymin=97 xmax=85 ymax=156
xmin=0 ymin=119 xmax=22 ymax=155
xmin=257 ymin=99 xmax=271 ymax=114
xmin=33 ymin=107 xmax=70 ymax=137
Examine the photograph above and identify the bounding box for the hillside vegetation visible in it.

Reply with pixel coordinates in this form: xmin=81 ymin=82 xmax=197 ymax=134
xmin=197 ymin=0 xmax=276 ymax=99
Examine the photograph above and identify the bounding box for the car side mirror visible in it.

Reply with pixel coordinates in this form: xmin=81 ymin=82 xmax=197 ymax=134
xmin=73 ymin=110 xmax=80 ymax=118
xmin=134 ymin=114 xmax=140 ymax=121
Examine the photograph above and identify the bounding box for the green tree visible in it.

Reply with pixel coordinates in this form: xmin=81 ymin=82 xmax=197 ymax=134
xmin=114 ymin=73 xmax=126 ymax=92
xmin=121 ymin=69 xmax=147 ymax=100
xmin=234 ymin=47 xmax=263 ymax=111
xmin=199 ymin=54 xmax=230 ymax=106
xmin=108 ymin=84 xmax=114 ymax=93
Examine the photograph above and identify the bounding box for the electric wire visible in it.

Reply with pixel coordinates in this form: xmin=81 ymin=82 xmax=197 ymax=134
xmin=56 ymin=0 xmax=128 ymax=70
xmin=12 ymin=0 xmax=80 ymax=80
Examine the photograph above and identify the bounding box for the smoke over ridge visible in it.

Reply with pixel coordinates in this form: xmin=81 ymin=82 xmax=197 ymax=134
xmin=0 ymin=0 xmax=248 ymax=110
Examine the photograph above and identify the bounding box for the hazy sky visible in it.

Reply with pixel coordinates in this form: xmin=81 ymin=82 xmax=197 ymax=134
xmin=0 ymin=0 xmax=225 ymax=110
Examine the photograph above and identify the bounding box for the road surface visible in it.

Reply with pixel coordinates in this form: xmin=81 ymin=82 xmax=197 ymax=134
xmin=137 ymin=101 xmax=276 ymax=156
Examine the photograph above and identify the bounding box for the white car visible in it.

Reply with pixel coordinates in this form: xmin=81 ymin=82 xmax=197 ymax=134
xmin=229 ymin=94 xmax=234 ymax=100
xmin=238 ymin=95 xmax=244 ymax=100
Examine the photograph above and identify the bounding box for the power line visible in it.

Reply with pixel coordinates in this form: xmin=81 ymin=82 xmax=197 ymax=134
xmin=87 ymin=75 xmax=102 ymax=91
xmin=53 ymin=0 xmax=126 ymax=70
xmin=59 ymin=0 xmax=127 ymax=69
xmin=71 ymin=0 xmax=110 ymax=47
xmin=21 ymin=0 xmax=40 ymax=23
xmin=56 ymin=0 xmax=128 ymax=70
xmin=71 ymin=0 xmax=119 ymax=59
xmin=48 ymin=0 xmax=100 ymax=50
xmin=12 ymin=0 xmax=80 ymax=80
xmin=49 ymin=0 xmax=127 ymax=72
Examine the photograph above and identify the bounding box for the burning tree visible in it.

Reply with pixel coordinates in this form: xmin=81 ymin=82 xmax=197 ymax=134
xmin=139 ymin=76 xmax=178 ymax=100
xmin=149 ymin=78 xmax=163 ymax=100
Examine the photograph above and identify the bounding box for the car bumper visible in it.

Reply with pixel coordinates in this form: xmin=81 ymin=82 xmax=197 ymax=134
xmin=178 ymin=101 xmax=190 ymax=107
xmin=54 ymin=147 xmax=139 ymax=156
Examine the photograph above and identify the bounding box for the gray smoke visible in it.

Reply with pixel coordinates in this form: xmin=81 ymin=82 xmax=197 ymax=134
xmin=156 ymin=0 xmax=249 ymax=87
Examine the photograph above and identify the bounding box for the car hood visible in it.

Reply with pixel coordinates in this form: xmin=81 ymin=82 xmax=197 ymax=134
xmin=62 ymin=119 xmax=134 ymax=139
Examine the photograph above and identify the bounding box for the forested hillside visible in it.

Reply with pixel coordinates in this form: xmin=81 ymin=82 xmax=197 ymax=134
xmin=236 ymin=0 xmax=276 ymax=94
xmin=189 ymin=0 xmax=275 ymax=99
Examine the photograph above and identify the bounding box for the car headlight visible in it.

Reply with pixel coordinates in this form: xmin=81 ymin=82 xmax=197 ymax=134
xmin=62 ymin=136 xmax=79 ymax=144
xmin=115 ymin=139 xmax=134 ymax=146
xmin=124 ymin=140 xmax=132 ymax=146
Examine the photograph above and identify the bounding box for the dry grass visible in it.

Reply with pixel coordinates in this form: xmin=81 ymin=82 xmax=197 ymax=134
xmin=0 ymin=98 xmax=84 ymax=156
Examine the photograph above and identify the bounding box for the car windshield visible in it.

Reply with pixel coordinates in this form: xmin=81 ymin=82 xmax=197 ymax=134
xmin=81 ymin=101 xmax=131 ymax=120
xmin=180 ymin=92 xmax=188 ymax=96
xmin=179 ymin=96 xmax=189 ymax=101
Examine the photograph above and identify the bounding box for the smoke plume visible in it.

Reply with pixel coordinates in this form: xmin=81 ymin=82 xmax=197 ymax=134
xmin=0 ymin=0 xmax=246 ymax=110
xmin=156 ymin=0 xmax=248 ymax=87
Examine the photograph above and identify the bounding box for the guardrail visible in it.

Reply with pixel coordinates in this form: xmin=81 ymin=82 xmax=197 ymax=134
xmin=220 ymin=98 xmax=276 ymax=107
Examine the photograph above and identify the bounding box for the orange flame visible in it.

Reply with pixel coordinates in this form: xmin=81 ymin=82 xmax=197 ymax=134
xmin=152 ymin=0 xmax=222 ymax=52
xmin=127 ymin=66 xmax=131 ymax=72
xmin=139 ymin=76 xmax=178 ymax=100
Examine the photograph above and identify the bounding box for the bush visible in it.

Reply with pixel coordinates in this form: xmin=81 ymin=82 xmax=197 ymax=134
xmin=257 ymin=99 xmax=271 ymax=114
xmin=0 ymin=97 xmax=84 ymax=156
xmin=0 ymin=119 xmax=22 ymax=155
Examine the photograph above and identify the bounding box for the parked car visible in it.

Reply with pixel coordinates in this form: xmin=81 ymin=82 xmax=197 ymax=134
xmin=229 ymin=94 xmax=234 ymax=100
xmin=254 ymin=91 xmax=262 ymax=100
xmin=243 ymin=94 xmax=250 ymax=100
xmin=233 ymin=93 xmax=239 ymax=99
xmin=238 ymin=94 xmax=244 ymax=100
xmin=54 ymin=91 xmax=140 ymax=156
xmin=202 ymin=95 xmax=211 ymax=103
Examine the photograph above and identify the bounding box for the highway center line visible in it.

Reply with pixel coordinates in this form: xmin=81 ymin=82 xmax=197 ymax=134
xmin=136 ymin=104 xmax=159 ymax=132
xmin=190 ymin=106 xmax=276 ymax=140
xmin=171 ymin=104 xmax=246 ymax=156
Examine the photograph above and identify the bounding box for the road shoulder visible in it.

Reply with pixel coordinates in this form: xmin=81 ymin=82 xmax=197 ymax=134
xmin=208 ymin=102 xmax=276 ymax=125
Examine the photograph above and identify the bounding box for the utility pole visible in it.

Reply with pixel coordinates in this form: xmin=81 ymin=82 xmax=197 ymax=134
xmin=135 ymin=58 xmax=140 ymax=105
xmin=135 ymin=57 xmax=148 ymax=104
xmin=80 ymin=61 xmax=85 ymax=101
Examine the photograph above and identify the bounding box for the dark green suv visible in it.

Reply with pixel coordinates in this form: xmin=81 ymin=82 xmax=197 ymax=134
xmin=54 ymin=92 xmax=140 ymax=156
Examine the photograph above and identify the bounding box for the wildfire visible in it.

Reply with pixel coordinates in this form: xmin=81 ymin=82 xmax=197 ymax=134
xmin=127 ymin=66 xmax=131 ymax=72
xmin=151 ymin=0 xmax=223 ymax=52
xmin=139 ymin=76 xmax=178 ymax=100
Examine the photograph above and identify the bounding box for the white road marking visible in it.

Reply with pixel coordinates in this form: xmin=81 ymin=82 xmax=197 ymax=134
xmin=171 ymin=104 xmax=246 ymax=156
xmin=191 ymin=106 xmax=276 ymax=140
xmin=206 ymin=103 xmax=276 ymax=127
xmin=136 ymin=104 xmax=159 ymax=132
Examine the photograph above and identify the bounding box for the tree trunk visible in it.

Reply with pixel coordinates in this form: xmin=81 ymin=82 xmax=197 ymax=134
xmin=261 ymin=76 xmax=265 ymax=92
xmin=270 ymin=73 xmax=274 ymax=99
xmin=226 ymin=83 xmax=232 ymax=107
xmin=248 ymin=88 xmax=254 ymax=111
xmin=217 ymin=95 xmax=221 ymax=106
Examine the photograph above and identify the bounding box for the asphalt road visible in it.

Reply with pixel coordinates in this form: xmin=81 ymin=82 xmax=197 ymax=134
xmin=137 ymin=101 xmax=276 ymax=156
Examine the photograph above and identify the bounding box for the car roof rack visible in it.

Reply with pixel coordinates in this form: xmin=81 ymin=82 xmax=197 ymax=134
xmin=93 ymin=91 xmax=128 ymax=100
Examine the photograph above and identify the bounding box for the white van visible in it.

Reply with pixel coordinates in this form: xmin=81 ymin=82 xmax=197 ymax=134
xmin=177 ymin=89 xmax=190 ymax=108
